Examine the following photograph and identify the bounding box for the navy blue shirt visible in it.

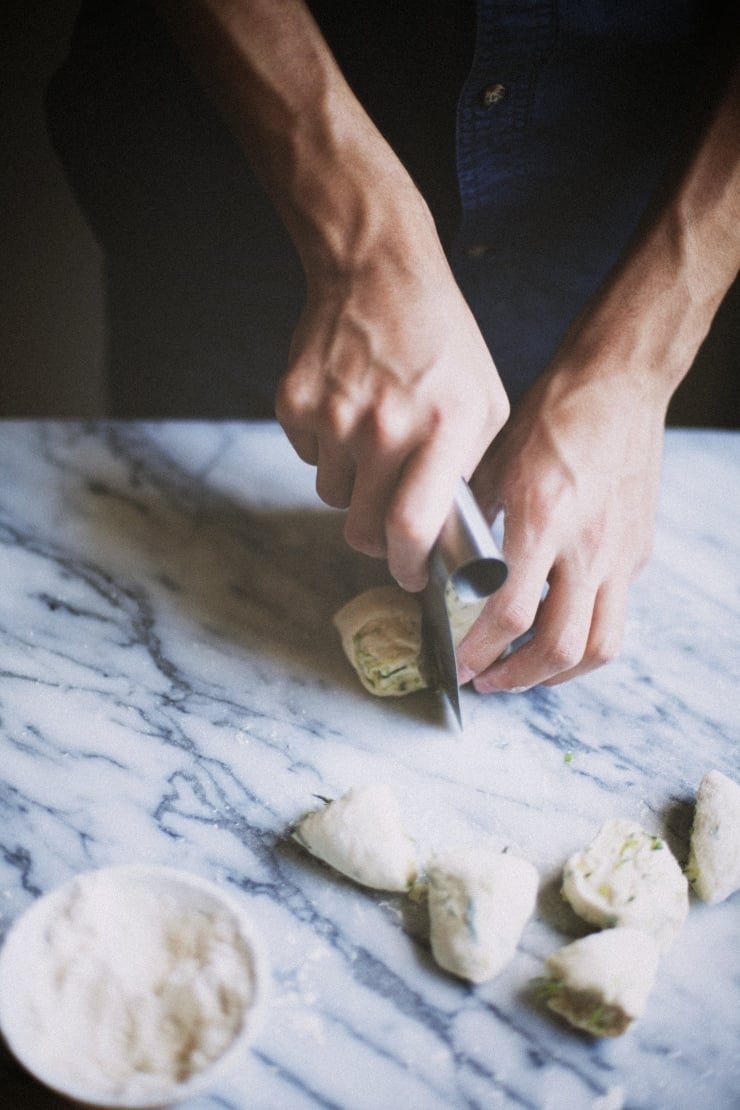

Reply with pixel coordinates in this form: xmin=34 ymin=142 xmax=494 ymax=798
xmin=47 ymin=0 xmax=735 ymax=415
xmin=449 ymin=0 xmax=731 ymax=399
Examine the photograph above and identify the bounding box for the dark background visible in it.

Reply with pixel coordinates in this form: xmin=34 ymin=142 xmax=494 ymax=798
xmin=1 ymin=0 xmax=105 ymax=417
xmin=1 ymin=0 xmax=737 ymax=424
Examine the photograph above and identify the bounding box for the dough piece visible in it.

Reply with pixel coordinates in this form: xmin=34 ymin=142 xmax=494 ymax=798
xmin=427 ymin=850 xmax=538 ymax=983
xmin=542 ymin=927 xmax=660 ymax=1037
xmin=333 ymin=580 xmax=489 ymax=698
xmin=293 ymin=784 xmax=418 ymax=892
xmin=445 ymin=581 xmax=487 ymax=648
xmin=686 ymin=769 xmax=740 ymax=905
xmin=561 ymin=819 xmax=688 ymax=952
xmin=333 ymin=586 xmax=430 ymax=697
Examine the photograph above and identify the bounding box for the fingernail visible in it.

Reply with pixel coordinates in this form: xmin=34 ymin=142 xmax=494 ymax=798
xmin=395 ymin=574 xmax=426 ymax=593
xmin=473 ymin=678 xmax=531 ymax=695
xmin=457 ymin=666 xmax=474 ymax=686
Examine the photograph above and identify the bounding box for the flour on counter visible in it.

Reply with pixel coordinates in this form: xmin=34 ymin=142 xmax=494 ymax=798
xmin=15 ymin=871 xmax=256 ymax=1100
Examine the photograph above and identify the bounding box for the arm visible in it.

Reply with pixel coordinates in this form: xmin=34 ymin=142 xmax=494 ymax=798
xmin=459 ymin=56 xmax=740 ymax=692
xmin=155 ymin=0 xmax=509 ymax=589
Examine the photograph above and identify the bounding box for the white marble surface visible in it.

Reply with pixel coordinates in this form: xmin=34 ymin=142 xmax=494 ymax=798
xmin=0 ymin=421 xmax=738 ymax=1110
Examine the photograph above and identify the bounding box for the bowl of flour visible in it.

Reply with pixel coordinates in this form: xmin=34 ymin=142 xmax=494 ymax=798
xmin=0 ymin=865 xmax=269 ymax=1107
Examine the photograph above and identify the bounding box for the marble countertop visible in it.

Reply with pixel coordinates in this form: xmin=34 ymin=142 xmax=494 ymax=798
xmin=0 ymin=421 xmax=738 ymax=1110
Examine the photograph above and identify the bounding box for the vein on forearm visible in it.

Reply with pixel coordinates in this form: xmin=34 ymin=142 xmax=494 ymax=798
xmin=570 ymin=49 xmax=740 ymax=403
xmin=153 ymin=0 xmax=418 ymax=272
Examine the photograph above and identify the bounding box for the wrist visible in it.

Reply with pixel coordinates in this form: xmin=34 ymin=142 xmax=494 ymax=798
xmin=560 ymin=52 xmax=740 ymax=410
xmin=559 ymin=219 xmax=722 ymax=411
xmin=278 ymin=114 xmax=437 ymax=283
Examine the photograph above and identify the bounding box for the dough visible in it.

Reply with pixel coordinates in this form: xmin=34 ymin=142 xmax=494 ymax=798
xmin=561 ymin=819 xmax=688 ymax=952
xmin=542 ymin=927 xmax=660 ymax=1037
xmin=686 ymin=769 xmax=740 ymax=905
xmin=293 ymin=784 xmax=418 ymax=892
xmin=332 ymin=582 xmax=487 ymax=698
xmin=332 ymin=586 xmax=430 ymax=697
xmin=427 ymin=850 xmax=538 ymax=983
xmin=444 ymin=581 xmax=487 ymax=648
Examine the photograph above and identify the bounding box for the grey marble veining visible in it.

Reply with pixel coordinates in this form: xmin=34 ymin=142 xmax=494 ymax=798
xmin=0 ymin=421 xmax=738 ymax=1110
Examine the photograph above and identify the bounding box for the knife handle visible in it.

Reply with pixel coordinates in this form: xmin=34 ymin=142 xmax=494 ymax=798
xmin=435 ymin=478 xmax=507 ymax=602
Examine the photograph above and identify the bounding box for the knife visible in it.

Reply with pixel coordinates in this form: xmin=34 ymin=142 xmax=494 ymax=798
xmin=422 ymin=478 xmax=507 ymax=727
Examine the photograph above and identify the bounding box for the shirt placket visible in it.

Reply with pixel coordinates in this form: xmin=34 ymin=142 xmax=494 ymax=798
xmin=456 ymin=0 xmax=558 ymax=252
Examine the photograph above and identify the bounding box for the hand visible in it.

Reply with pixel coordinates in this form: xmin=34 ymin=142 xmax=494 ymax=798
xmin=457 ymin=347 xmax=667 ymax=691
xmin=159 ymin=0 xmax=738 ymax=639
xmin=454 ymin=40 xmax=740 ymax=693
xmin=276 ymin=198 xmax=510 ymax=592
xmin=156 ymin=0 xmax=509 ymax=590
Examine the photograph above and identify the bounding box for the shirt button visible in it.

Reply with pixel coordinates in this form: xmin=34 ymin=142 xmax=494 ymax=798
xmin=465 ymin=243 xmax=491 ymax=259
xmin=480 ymin=82 xmax=508 ymax=107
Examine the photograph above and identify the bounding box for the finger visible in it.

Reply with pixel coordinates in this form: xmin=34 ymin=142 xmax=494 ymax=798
xmin=384 ymin=405 xmax=503 ymax=592
xmin=473 ymin=567 xmax=594 ymax=692
xmin=455 ymin=512 xmax=556 ymax=680
xmin=315 ymin=439 xmax=356 ymax=509
xmin=384 ymin=439 xmax=464 ymax=592
xmin=469 ymin=460 xmax=505 ymax=523
xmin=282 ymin=427 xmax=319 ymax=466
xmin=343 ymin=456 xmax=397 ymax=559
xmin=343 ymin=399 xmax=422 ymax=558
xmin=274 ymin=370 xmax=321 ymax=464
xmin=541 ymin=576 xmax=628 ymax=686
xmin=456 ymin=562 xmax=552 ymax=685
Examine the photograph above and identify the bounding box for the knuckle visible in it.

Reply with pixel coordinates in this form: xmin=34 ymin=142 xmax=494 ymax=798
xmin=344 ymin=516 xmax=385 ymax=558
xmin=320 ymin=392 xmax=360 ymax=443
xmin=587 ymin=633 xmax=622 ymax=669
xmin=368 ymin=412 xmax=401 ymax=454
xmin=537 ymin=628 xmax=586 ymax=673
xmin=275 ymin=366 xmax=315 ymax=425
xmin=273 ymin=377 xmax=295 ymax=425
xmin=385 ymin=501 xmax=426 ymax=550
xmin=364 ymin=391 xmax=412 ymax=453
xmin=315 ymin=477 xmax=350 ymax=510
xmin=546 ymin=638 xmax=584 ymax=672
xmin=495 ymin=598 xmax=536 ymax=641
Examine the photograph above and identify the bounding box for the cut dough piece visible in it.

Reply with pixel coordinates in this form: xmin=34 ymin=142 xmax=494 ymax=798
xmin=333 ymin=586 xmax=430 ymax=697
xmin=445 ymin=581 xmax=487 ymax=648
xmin=293 ymin=784 xmax=418 ymax=892
xmin=686 ymin=769 xmax=740 ymax=905
xmin=561 ymin=819 xmax=688 ymax=952
xmin=427 ymin=850 xmax=538 ymax=983
xmin=542 ymin=927 xmax=660 ymax=1037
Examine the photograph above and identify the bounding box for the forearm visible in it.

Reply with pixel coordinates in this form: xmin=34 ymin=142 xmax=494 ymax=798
xmin=157 ymin=0 xmax=509 ymax=592
xmin=462 ymin=56 xmax=739 ymax=692
xmin=562 ymin=55 xmax=740 ymax=409
xmin=154 ymin=0 xmax=432 ymax=277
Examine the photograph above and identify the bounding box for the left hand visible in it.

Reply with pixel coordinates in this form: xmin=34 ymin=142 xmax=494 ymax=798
xmin=457 ymin=346 xmax=667 ymax=691
xmin=456 ymin=45 xmax=740 ymax=693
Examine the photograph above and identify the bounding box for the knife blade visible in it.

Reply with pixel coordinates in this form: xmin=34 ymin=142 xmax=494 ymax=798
xmin=422 ymin=478 xmax=507 ymax=727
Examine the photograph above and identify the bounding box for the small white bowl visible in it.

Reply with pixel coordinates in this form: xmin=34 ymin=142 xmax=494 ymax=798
xmin=0 ymin=865 xmax=269 ymax=1108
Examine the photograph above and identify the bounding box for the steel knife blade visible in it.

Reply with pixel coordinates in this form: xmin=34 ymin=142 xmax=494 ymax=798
xmin=421 ymin=478 xmax=507 ymax=728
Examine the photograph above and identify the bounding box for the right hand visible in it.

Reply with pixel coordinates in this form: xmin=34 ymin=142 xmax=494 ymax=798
xmin=156 ymin=0 xmax=508 ymax=590
xmin=275 ymin=195 xmax=510 ymax=592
